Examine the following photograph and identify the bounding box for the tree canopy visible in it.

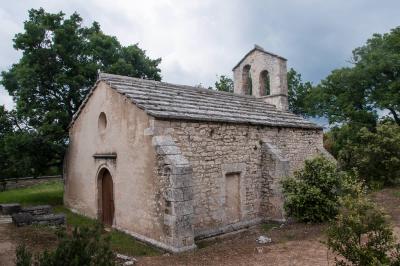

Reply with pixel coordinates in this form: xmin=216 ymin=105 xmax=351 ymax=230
xmin=309 ymin=27 xmax=400 ymax=128
xmin=287 ymin=68 xmax=313 ymax=116
xmin=215 ymin=75 xmax=234 ymax=93
xmin=0 ymin=8 xmax=162 ymax=177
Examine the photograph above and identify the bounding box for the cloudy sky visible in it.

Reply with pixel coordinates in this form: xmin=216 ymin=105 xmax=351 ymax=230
xmin=1 ymin=0 xmax=399 ymax=110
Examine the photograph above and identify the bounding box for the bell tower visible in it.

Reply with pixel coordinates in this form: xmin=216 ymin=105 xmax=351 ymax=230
xmin=232 ymin=45 xmax=288 ymax=111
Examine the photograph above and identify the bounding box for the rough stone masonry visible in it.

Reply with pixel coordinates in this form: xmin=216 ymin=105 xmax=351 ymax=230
xmin=64 ymin=45 xmax=331 ymax=253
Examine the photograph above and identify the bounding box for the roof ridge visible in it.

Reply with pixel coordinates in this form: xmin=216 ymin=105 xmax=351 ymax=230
xmin=68 ymin=72 xmax=321 ymax=130
xmin=232 ymin=45 xmax=287 ymax=71
xmin=98 ymin=72 xmax=277 ymax=106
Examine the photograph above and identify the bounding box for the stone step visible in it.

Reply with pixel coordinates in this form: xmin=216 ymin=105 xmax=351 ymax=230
xmin=22 ymin=205 xmax=52 ymax=216
xmin=12 ymin=212 xmax=33 ymax=226
xmin=33 ymin=213 xmax=66 ymax=226
xmin=12 ymin=212 xmax=66 ymax=226
xmin=0 ymin=215 xmax=12 ymax=224
xmin=0 ymin=203 xmax=21 ymax=215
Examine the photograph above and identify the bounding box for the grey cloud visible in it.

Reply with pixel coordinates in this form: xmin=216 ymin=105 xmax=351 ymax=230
xmin=0 ymin=0 xmax=399 ymax=109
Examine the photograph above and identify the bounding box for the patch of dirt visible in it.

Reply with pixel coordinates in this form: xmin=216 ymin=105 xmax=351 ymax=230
xmin=138 ymin=223 xmax=334 ymax=266
xmin=0 ymin=223 xmax=58 ymax=266
xmin=0 ymin=224 xmax=16 ymax=266
xmin=371 ymin=187 xmax=400 ymax=239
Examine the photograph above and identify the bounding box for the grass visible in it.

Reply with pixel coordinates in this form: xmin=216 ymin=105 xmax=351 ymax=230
xmin=0 ymin=180 xmax=63 ymax=206
xmin=196 ymin=238 xmax=218 ymax=249
xmin=0 ymin=180 xmax=160 ymax=257
xmin=262 ymin=222 xmax=278 ymax=233
xmin=53 ymin=206 xmax=98 ymax=228
xmin=109 ymin=229 xmax=161 ymax=256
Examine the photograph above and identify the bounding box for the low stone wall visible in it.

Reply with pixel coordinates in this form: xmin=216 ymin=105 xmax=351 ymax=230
xmin=0 ymin=176 xmax=62 ymax=191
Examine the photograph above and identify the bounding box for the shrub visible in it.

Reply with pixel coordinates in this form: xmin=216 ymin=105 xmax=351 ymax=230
xmin=326 ymin=195 xmax=400 ymax=266
xmin=15 ymin=225 xmax=115 ymax=266
xmin=282 ymin=156 xmax=356 ymax=223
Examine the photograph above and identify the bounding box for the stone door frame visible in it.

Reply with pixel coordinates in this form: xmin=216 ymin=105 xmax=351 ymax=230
xmin=96 ymin=165 xmax=115 ymax=226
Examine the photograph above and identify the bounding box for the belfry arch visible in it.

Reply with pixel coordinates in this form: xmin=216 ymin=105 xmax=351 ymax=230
xmin=259 ymin=70 xmax=270 ymax=96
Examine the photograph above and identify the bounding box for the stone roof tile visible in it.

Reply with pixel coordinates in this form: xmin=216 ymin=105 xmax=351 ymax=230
xmin=70 ymin=73 xmax=321 ymax=129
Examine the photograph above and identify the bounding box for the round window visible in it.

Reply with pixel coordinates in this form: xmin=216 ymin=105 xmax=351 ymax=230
xmin=98 ymin=112 xmax=107 ymax=131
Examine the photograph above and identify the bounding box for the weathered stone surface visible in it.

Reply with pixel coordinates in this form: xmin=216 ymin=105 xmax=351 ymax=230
xmin=22 ymin=205 xmax=52 ymax=216
xmin=162 ymin=120 xmax=326 ymax=236
xmin=260 ymin=141 xmax=289 ymax=222
xmin=33 ymin=213 xmax=66 ymax=225
xmin=163 ymin=155 xmax=189 ymax=166
xmin=156 ymin=145 xmax=181 ymax=155
xmin=233 ymin=45 xmax=289 ymax=110
xmin=168 ymin=174 xmax=192 ymax=188
xmin=256 ymin=235 xmax=272 ymax=244
xmin=70 ymin=73 xmax=320 ymax=129
xmin=12 ymin=212 xmax=33 ymax=226
xmin=0 ymin=203 xmax=21 ymax=215
xmin=152 ymin=135 xmax=176 ymax=147
xmin=0 ymin=215 xmax=12 ymax=224
xmin=153 ymin=134 xmax=195 ymax=250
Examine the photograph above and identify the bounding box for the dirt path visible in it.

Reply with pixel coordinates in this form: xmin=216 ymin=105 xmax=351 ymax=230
xmin=0 ymin=224 xmax=16 ymax=266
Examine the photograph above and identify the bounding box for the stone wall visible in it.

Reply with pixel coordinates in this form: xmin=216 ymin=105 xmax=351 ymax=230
xmin=152 ymin=119 xmax=324 ymax=237
xmin=0 ymin=176 xmax=61 ymax=191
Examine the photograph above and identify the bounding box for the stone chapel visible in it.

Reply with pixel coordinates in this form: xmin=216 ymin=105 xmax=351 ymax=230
xmin=63 ymin=45 xmax=329 ymax=252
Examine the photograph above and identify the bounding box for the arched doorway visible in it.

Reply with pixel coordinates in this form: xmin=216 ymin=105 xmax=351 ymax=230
xmin=98 ymin=168 xmax=114 ymax=226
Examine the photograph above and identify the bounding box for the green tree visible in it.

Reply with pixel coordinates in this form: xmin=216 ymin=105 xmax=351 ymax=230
xmin=0 ymin=106 xmax=62 ymax=178
xmin=215 ymin=75 xmax=234 ymax=93
xmin=352 ymin=27 xmax=400 ymax=126
xmin=338 ymin=122 xmax=400 ymax=186
xmin=0 ymin=106 xmax=13 ymax=136
xmin=310 ymin=67 xmax=378 ymax=129
xmin=0 ymin=8 xmax=161 ymax=176
xmin=287 ymin=68 xmax=313 ymax=116
xmin=309 ymin=26 xmax=400 ymax=128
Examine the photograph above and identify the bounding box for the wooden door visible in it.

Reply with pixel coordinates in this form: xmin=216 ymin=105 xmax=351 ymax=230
xmin=102 ymin=171 xmax=114 ymax=226
xmin=225 ymin=173 xmax=241 ymax=223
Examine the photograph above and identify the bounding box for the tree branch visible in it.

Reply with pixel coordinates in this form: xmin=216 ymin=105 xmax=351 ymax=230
xmin=388 ymin=108 xmax=400 ymax=126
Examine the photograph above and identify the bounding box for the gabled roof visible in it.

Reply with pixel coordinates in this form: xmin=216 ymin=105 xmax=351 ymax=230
xmin=232 ymin=45 xmax=287 ymax=71
xmin=69 ymin=73 xmax=321 ymax=129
